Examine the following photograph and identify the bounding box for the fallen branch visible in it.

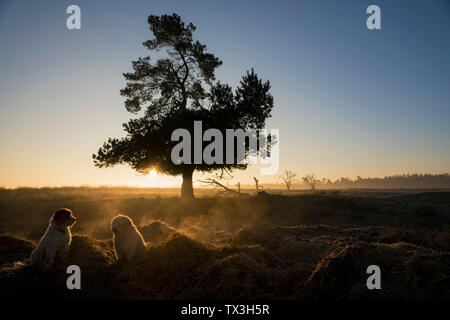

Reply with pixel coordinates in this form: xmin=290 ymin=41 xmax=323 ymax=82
xmin=199 ymin=178 xmax=247 ymax=197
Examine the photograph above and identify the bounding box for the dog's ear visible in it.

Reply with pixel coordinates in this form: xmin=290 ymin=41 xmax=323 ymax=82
xmin=54 ymin=208 xmax=72 ymax=224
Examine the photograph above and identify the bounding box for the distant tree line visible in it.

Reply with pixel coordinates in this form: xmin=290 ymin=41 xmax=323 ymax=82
xmin=320 ymin=173 xmax=450 ymax=189
xmin=269 ymin=173 xmax=450 ymax=190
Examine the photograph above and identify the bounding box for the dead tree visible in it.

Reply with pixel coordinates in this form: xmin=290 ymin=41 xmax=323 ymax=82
xmin=302 ymin=174 xmax=319 ymax=191
xmin=280 ymin=170 xmax=297 ymax=191
xmin=253 ymin=177 xmax=259 ymax=193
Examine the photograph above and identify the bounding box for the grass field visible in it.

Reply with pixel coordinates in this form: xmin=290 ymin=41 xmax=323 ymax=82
xmin=0 ymin=187 xmax=449 ymax=299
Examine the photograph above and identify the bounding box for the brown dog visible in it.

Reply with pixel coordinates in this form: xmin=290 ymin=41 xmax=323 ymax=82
xmin=30 ymin=208 xmax=76 ymax=269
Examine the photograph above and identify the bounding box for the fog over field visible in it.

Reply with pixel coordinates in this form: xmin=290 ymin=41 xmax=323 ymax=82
xmin=0 ymin=187 xmax=448 ymax=299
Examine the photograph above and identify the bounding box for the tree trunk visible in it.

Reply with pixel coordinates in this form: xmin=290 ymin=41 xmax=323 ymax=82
xmin=181 ymin=168 xmax=194 ymax=199
xmin=254 ymin=177 xmax=259 ymax=194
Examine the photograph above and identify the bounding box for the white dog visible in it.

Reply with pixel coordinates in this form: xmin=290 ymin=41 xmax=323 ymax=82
xmin=30 ymin=208 xmax=76 ymax=270
xmin=111 ymin=214 xmax=146 ymax=262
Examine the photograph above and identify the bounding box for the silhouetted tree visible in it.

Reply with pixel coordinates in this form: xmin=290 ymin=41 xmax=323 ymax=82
xmin=93 ymin=14 xmax=274 ymax=199
xmin=302 ymin=174 xmax=319 ymax=191
xmin=280 ymin=170 xmax=297 ymax=191
xmin=253 ymin=177 xmax=260 ymax=193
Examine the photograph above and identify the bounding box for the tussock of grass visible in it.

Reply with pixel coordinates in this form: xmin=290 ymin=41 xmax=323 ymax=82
xmin=403 ymin=252 xmax=450 ymax=299
xmin=0 ymin=234 xmax=36 ymax=265
xmin=139 ymin=221 xmax=177 ymax=245
xmin=304 ymin=241 xmax=449 ymax=299
xmin=232 ymin=226 xmax=265 ymax=246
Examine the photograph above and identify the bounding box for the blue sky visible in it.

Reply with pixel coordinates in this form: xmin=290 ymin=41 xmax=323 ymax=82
xmin=0 ymin=0 xmax=449 ymax=187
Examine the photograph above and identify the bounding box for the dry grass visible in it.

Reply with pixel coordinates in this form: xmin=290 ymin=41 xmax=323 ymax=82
xmin=0 ymin=188 xmax=449 ymax=299
xmin=305 ymin=241 xmax=449 ymax=300
xmin=0 ymin=234 xmax=36 ymax=265
xmin=1 ymin=221 xmax=449 ymax=300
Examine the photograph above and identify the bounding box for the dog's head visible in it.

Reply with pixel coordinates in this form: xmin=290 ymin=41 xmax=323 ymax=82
xmin=53 ymin=208 xmax=76 ymax=228
xmin=111 ymin=214 xmax=135 ymax=235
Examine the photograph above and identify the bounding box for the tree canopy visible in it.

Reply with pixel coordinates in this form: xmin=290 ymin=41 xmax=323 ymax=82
xmin=93 ymin=14 xmax=274 ymax=198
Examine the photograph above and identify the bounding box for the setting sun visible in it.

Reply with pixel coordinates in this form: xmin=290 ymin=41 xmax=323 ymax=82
xmin=149 ymin=169 xmax=157 ymax=177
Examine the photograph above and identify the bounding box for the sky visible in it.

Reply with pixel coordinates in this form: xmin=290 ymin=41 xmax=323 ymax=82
xmin=0 ymin=0 xmax=449 ymax=188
